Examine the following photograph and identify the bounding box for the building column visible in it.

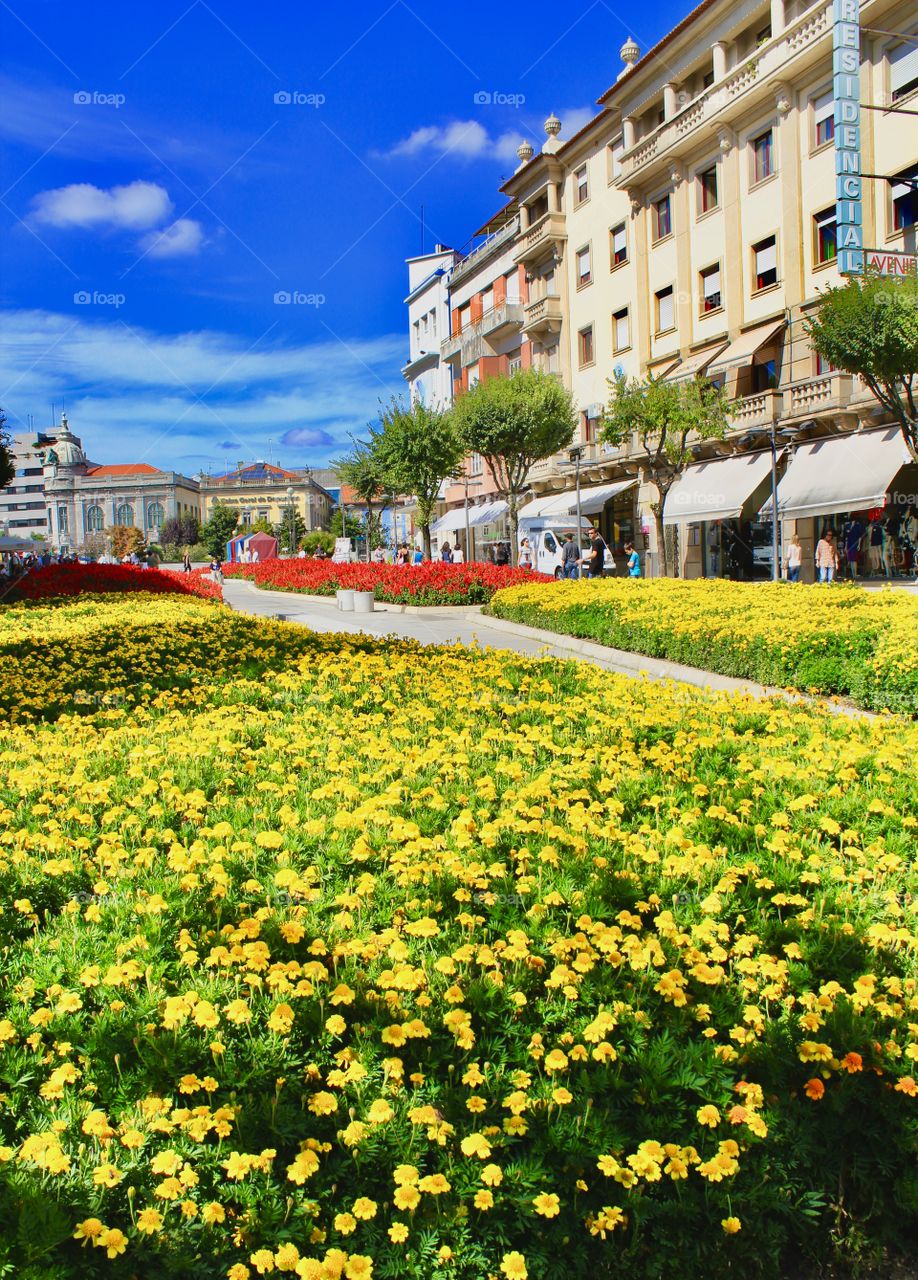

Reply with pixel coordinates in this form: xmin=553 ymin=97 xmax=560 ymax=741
xmin=719 ymin=132 xmax=742 ymax=349
xmin=631 ymin=194 xmax=651 ymax=373
xmin=623 ymin=116 xmax=636 ymax=148
xmin=672 ymin=168 xmax=692 ymax=343
xmin=770 ymin=0 xmax=785 ymax=36
xmin=519 ymin=204 xmax=530 ymax=230
xmin=663 ymin=83 xmax=679 ymax=119
xmin=712 ymin=42 xmax=728 ymax=81
xmin=547 ymin=183 xmax=559 ymax=213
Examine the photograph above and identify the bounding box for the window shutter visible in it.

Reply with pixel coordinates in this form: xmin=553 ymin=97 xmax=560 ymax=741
xmin=756 ymin=241 xmax=777 ymax=272
xmin=890 ymin=40 xmax=918 ymax=99
xmin=814 ymin=91 xmax=833 ymax=125
xmin=703 ymin=267 xmax=721 ymax=300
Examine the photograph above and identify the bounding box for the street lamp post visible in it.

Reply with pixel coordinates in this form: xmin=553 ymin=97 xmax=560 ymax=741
xmin=569 ymin=446 xmax=584 ymax=577
xmin=285 ymin=486 xmax=295 ymax=557
xmin=768 ymin=425 xmax=780 ymax=582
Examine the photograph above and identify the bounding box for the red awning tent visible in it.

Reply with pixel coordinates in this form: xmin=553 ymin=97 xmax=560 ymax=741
xmin=248 ymin=532 xmax=278 ymax=561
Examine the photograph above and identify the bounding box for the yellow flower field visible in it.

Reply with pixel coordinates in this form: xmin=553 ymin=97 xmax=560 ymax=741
xmin=488 ymin=578 xmax=918 ymax=713
xmin=1 ymin=595 xmax=917 ymax=1279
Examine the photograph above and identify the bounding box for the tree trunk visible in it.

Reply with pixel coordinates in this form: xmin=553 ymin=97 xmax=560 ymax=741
xmin=653 ymin=508 xmax=669 ymax=577
xmin=508 ymin=493 xmax=519 ymax=567
xmin=422 ymin=523 xmax=432 ymax=561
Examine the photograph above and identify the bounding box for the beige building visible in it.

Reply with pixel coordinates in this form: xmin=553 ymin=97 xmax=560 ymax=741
xmin=441 ymin=0 xmax=918 ymax=578
xmin=199 ymin=461 xmax=333 ymax=533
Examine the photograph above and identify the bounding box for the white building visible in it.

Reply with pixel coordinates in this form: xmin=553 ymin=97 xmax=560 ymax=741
xmin=401 ymin=245 xmax=460 ymax=408
xmin=0 ymin=431 xmax=55 ymax=542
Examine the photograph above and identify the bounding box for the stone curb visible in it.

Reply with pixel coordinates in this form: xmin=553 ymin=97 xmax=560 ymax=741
xmin=223 ymin=578 xmax=483 ymax=617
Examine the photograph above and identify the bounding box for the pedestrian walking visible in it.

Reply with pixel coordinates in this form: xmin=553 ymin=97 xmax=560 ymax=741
xmin=518 ymin=537 xmax=533 ymax=569
xmin=815 ymin=529 xmax=838 ymax=584
xmin=494 ymin=543 xmax=509 ymax=566
xmin=182 ymin=552 xmax=192 ymax=573
xmin=441 ymin=541 xmax=453 ymax=564
xmin=452 ymin=541 xmax=465 ymax=565
xmin=843 ymin=517 xmax=863 ymax=580
xmin=561 ymin=534 xmax=580 ymax=579
xmin=624 ymin=541 xmax=641 ymax=578
xmin=587 ymin=526 xmax=607 ymax=579
xmin=785 ymin=534 xmax=803 ymax=583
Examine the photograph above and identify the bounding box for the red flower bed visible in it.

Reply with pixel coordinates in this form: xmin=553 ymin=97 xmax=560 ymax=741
xmin=224 ymin=559 xmax=549 ymax=605
xmin=3 ymin=563 xmax=222 ymax=603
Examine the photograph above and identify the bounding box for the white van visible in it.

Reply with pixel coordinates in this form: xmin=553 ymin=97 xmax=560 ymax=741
xmin=519 ymin=516 xmax=615 ymax=578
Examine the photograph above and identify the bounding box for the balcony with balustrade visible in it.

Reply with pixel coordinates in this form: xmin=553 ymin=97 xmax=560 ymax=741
xmin=514 ymin=211 xmax=567 ymax=266
xmin=522 ymin=294 xmax=563 ymax=337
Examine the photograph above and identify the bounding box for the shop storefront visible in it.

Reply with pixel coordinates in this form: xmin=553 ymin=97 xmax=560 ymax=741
xmin=761 ymin=426 xmax=918 ymax=582
xmin=663 ymin=449 xmax=779 ymax=579
xmin=431 ymin=500 xmax=508 ymax=561
xmin=519 ymin=479 xmax=638 ymax=568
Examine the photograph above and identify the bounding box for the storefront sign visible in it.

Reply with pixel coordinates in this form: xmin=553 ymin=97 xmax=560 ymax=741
xmin=834 ymin=0 xmax=863 ymax=274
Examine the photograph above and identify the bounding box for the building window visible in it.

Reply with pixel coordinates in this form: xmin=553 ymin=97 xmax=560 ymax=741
xmin=86 ymin=504 xmax=104 ymax=532
xmin=116 ymin=503 xmax=134 ymax=526
xmin=890 ymin=38 xmax=918 ymax=102
xmin=703 ymin=68 xmax=715 ymax=89
xmin=752 ymin=129 xmax=774 ymax=183
xmin=653 ymin=194 xmax=672 ymax=241
xmin=57 ymin=506 xmax=68 ymax=535
xmin=814 ymin=208 xmax=837 ymax=264
xmin=469 ymin=452 xmax=483 ymax=477
xmin=459 ymin=304 xmax=471 ymax=333
xmin=580 ymin=410 xmax=597 ymax=444
xmin=578 ymin=325 xmax=594 ymax=366
xmin=892 ymin=167 xmax=918 ymax=230
xmin=241 ymin=510 xmax=252 ymax=525
xmin=612 ymin=307 xmax=630 ymax=352
xmin=700 ymin=263 xmax=722 ymax=313
xmin=575 ymin=165 xmax=589 ymax=204
xmin=507 ymin=352 xmax=522 ymax=374
xmin=608 ymin=135 xmax=624 ymax=180
xmin=816 ymin=351 xmax=835 ymax=375
xmin=655 ymin=286 xmax=675 ymax=334
xmin=505 ymin=270 xmax=520 ymax=304
xmin=147 ymin=501 xmax=165 ymax=530
xmin=698 ymin=165 xmax=718 ymax=213
xmin=610 ymin=222 xmax=627 ymax=267
xmin=813 ymin=90 xmax=834 ymax=147
xmin=577 ymin=245 xmax=592 ymax=286
xmin=752 ymin=236 xmax=778 ymax=290
xmin=257 ymin=509 xmax=269 ymax=522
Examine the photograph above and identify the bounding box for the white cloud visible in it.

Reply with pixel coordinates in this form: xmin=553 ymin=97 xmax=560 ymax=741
xmin=0 ymin=309 xmax=404 ymax=471
xmin=139 ymin=218 xmax=205 ymax=259
xmin=376 ymin=106 xmax=596 ymax=165
xmin=30 ymin=180 xmax=173 ymax=231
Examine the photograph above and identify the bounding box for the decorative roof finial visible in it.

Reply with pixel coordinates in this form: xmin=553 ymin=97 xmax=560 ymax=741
xmin=517 ymin=139 xmax=534 ymax=163
xmin=620 ymin=36 xmax=640 ymax=69
xmin=544 ymin=112 xmax=562 ymax=137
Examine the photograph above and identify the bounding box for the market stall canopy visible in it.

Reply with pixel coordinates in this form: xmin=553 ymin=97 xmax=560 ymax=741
xmin=760 ymin=427 xmax=910 ymax=520
xmin=666 ymin=342 xmax=729 ymax=381
xmin=706 ymin=320 xmax=785 ymax=376
xmin=431 ymin=501 xmax=507 ymax=535
xmin=518 ymin=479 xmax=635 ymax=520
xmin=663 ymin=450 xmax=777 ymax=524
xmin=248 ymin=531 xmax=279 ymax=560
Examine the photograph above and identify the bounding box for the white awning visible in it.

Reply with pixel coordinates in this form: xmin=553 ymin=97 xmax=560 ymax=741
xmin=707 ymin=319 xmax=785 ymax=375
xmin=667 ymin=342 xmax=729 ymax=381
xmin=518 ymin=479 xmax=635 ymax=519
xmin=760 ymin=427 xmax=910 ymax=520
xmin=431 ymin=500 xmax=508 ymax=535
xmin=663 ymin=450 xmax=777 ymax=524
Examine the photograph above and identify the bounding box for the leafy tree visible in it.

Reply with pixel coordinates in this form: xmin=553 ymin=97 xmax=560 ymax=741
xmin=201 ymin=504 xmax=238 ymax=559
xmin=450 ymin=369 xmax=577 ymax=564
xmin=0 ymin=410 xmax=14 ymax=491
xmin=334 ymin=444 xmax=393 ymax=554
xmin=602 ymin=372 xmax=735 ymax=577
xmin=107 ymin=525 xmax=145 ymax=559
xmin=805 ymin=270 xmax=918 ymax=464
xmin=329 ymin=508 xmax=362 ymax=540
xmin=275 ymin=509 xmax=306 ymax=554
xmin=365 ymin=397 xmax=464 ymax=560
xmin=237 ymin=516 xmax=274 ymax=536
xmin=75 ymin=532 xmax=107 ymax=561
xmin=160 ymin=512 xmax=201 ymax=548
xmin=301 ymin=529 xmax=335 ymax=556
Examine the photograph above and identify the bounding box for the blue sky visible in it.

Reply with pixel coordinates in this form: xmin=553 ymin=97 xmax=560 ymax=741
xmin=0 ymin=0 xmax=688 ymax=475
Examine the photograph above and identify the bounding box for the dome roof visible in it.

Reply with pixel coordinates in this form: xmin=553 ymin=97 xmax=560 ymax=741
xmin=49 ymin=413 xmax=87 ymax=469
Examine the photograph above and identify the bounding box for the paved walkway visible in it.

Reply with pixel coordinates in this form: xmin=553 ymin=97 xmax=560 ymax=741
xmin=221 ymin=579 xmax=778 ymax=700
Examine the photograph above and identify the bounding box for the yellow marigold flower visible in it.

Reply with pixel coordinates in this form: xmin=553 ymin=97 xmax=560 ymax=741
xmin=381 ymin=1024 xmax=407 ymax=1046
xmin=151 ymin=1150 xmax=182 ymax=1176
xmin=722 ymin=1216 xmax=742 ymax=1234
xmin=92 ymin=1163 xmax=122 ymax=1188
xmin=418 ymin=1173 xmax=450 ymax=1195
xmin=286 ymin=1150 xmax=320 ymax=1184
xmin=500 ymin=1251 xmax=528 ymax=1279
xmin=532 ymin=1193 xmax=560 ymax=1218
xmin=481 ymin=1163 xmax=503 ymax=1187
xmin=136 ymin=1208 xmax=164 ymax=1235
xmin=388 ymin=1222 xmax=409 ymax=1242
xmin=393 ymin=1163 xmax=419 ymax=1185
xmin=308 ymin=1092 xmax=338 ymax=1116
xmin=474 ymin=1189 xmax=494 ymax=1210
xmin=249 ymin=1248 xmax=275 ymax=1274
xmin=325 ymin=1014 xmax=347 ymax=1036
xmin=352 ymin=1197 xmax=377 ymax=1220
xmin=73 ymin=1218 xmax=104 ymax=1245
xmin=228 ymin=1266 xmax=251 ymax=1280
xmin=273 ymin=1242 xmax=300 ymax=1270
xmin=543 ymin=1049 xmax=569 ymax=1073
xmin=202 ymin=1201 xmax=226 ymax=1224
xmin=344 ymin=1257 xmax=373 ymax=1280
xmin=393 ymin=1184 xmax=420 ymax=1212
xmin=366 ymin=1099 xmax=393 ymax=1125
xmin=460 ymin=1133 xmax=492 ymax=1160
xmin=696 ymin=1105 xmax=721 ymax=1127
xmin=334 ymin=1212 xmax=356 ymax=1235
xmin=268 ymin=1004 xmax=294 ymax=1035
xmin=98 ymin=1228 xmax=128 ymax=1259
xmin=804 ymin=1078 xmax=825 ymax=1100
xmin=552 ymin=1087 xmax=573 ymax=1105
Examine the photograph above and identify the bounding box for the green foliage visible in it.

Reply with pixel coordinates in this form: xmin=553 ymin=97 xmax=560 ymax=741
xmin=300 ymin=529 xmax=336 ymax=556
xmin=274 ymin=510 xmax=307 ymax=554
xmin=602 ymin=373 xmax=735 ymax=575
xmin=238 ymin=517 xmax=274 ymax=537
xmin=365 ymin=398 xmax=464 ymax=559
xmin=450 ymin=369 xmax=577 ymax=562
xmin=160 ymin=513 xmax=201 ymax=548
xmin=334 ymin=443 xmax=393 ymax=551
xmin=805 ymin=271 xmax=918 ymax=462
xmin=0 ymin=409 xmax=14 ymax=492
xmin=200 ymin=504 xmax=238 ymax=558
xmin=328 ymin=509 xmax=362 ymax=540
xmin=105 ymin=525 xmax=145 ymax=559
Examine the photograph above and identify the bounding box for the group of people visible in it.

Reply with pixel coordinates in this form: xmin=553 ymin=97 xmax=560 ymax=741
xmin=520 ymin=528 xmax=642 ymax=578
xmin=787 ymin=508 xmax=918 ymax=584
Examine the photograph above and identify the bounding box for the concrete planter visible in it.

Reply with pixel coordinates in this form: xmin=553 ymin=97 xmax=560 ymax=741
xmin=353 ymin=590 xmax=375 ymax=613
xmin=336 ymin=589 xmax=355 ymax=611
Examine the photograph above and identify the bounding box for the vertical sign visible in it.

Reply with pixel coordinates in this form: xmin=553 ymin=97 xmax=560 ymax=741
xmin=834 ymin=0 xmax=864 ymax=273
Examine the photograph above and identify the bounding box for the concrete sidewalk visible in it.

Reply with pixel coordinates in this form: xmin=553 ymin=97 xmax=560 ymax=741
xmin=221 ymin=578 xmax=775 ymax=700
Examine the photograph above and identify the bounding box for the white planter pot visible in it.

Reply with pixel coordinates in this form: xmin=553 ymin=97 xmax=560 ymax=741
xmin=336 ymin=589 xmax=355 ymax=611
xmin=353 ymin=590 xmax=375 ymax=613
